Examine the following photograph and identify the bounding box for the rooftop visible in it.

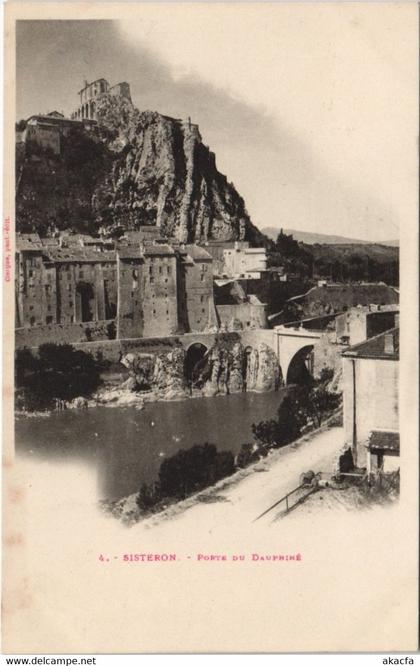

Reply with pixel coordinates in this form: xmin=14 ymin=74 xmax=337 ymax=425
xmin=287 ymin=282 xmax=399 ymax=307
xmin=342 ymin=327 xmax=399 ymax=360
xmin=16 ymin=233 xmax=43 ymax=251
xmin=184 ymin=245 xmax=213 ymax=261
xmin=44 ymin=247 xmax=116 ymax=264
xmin=143 ymin=244 xmax=176 ymax=257
xmin=367 ymin=430 xmax=399 ymax=453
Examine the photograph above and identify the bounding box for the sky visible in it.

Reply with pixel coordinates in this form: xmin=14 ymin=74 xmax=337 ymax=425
xmin=15 ymin=6 xmax=417 ymax=242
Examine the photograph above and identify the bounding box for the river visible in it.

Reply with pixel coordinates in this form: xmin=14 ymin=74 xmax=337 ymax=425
xmin=15 ymin=391 xmax=284 ymax=501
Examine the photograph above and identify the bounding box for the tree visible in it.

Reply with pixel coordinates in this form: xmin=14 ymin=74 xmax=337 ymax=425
xmin=252 ymin=394 xmax=302 ymax=448
xmin=15 ymin=343 xmax=102 ymax=410
xmin=159 ymin=443 xmax=235 ymax=499
xmin=137 ymin=482 xmax=161 ymax=511
xmin=16 ymin=119 xmax=27 ymax=132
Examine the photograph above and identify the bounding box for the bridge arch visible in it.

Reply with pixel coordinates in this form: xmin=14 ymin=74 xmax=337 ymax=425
xmin=184 ymin=342 xmax=209 ymax=385
xmin=285 ymin=344 xmax=315 ymax=385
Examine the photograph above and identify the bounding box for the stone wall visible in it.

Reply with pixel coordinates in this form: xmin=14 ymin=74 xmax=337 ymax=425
xmin=216 ymin=302 xmax=267 ymax=331
xmin=15 ymin=319 xmax=115 ymax=349
xmin=313 ymin=332 xmax=347 ymax=382
xmin=25 ymin=125 xmax=61 ymax=156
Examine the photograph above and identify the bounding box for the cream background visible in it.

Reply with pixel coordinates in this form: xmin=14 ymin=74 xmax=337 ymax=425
xmin=2 ymin=2 xmax=419 ymax=653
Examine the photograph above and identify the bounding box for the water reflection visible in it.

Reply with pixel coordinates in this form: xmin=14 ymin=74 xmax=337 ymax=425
xmin=16 ymin=391 xmax=284 ymax=501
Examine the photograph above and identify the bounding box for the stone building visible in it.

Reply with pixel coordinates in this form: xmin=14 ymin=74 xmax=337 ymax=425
xmin=17 ymin=231 xmax=264 ymax=346
xmin=285 ymin=282 xmax=399 ymax=320
xmin=213 ymin=280 xmax=267 ymax=330
xmin=222 ymin=242 xmax=267 ymax=279
xmin=71 ymin=78 xmax=132 ymax=121
xmin=334 ymin=305 xmax=399 ymax=345
xmin=177 ymin=245 xmax=218 ymax=333
xmin=205 ymin=240 xmax=268 ymax=279
xmin=15 ymin=233 xmax=56 ymax=328
xmin=117 ymin=244 xmax=179 ymax=339
xmin=19 ymin=112 xmax=98 ymax=156
xmin=15 ymin=234 xmax=117 ymax=330
xmin=341 ymin=327 xmax=399 ymax=471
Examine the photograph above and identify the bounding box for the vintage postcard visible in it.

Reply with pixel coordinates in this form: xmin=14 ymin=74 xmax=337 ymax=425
xmin=2 ymin=1 xmax=419 ymax=654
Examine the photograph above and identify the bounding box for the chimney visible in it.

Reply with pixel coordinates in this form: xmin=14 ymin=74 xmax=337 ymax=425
xmin=384 ymin=333 xmax=394 ymax=354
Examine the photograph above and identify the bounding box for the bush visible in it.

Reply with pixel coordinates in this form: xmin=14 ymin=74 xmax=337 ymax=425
xmin=235 ymin=442 xmax=267 ymax=468
xmin=15 ymin=343 xmax=102 ymax=410
xmin=318 ymin=367 xmax=334 ymax=383
xmin=137 ymin=482 xmax=162 ymax=510
xmin=252 ymin=394 xmax=302 ymax=448
xmin=312 ymin=386 xmax=340 ymax=414
xmin=158 ymin=443 xmax=235 ymax=499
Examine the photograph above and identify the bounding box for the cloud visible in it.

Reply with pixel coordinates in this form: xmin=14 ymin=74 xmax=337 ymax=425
xmin=16 ymin=9 xmax=416 ymax=241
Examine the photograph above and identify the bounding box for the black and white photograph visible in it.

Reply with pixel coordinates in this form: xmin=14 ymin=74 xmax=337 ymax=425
xmin=3 ymin=2 xmax=418 ymax=654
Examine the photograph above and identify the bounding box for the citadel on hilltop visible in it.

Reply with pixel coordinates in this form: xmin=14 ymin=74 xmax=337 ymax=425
xmin=16 ymin=77 xmax=132 ymax=156
xmin=71 ymin=78 xmax=132 ymax=121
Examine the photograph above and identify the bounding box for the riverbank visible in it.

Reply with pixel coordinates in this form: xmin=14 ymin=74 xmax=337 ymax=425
xmin=16 ymin=381 xmax=286 ymax=415
xmin=104 ymin=410 xmax=344 ymax=526
xmin=16 ymin=391 xmax=288 ymax=498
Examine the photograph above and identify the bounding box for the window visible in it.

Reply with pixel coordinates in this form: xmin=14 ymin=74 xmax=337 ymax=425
xmin=29 ymin=316 xmax=35 ymax=326
xmin=167 ymin=266 xmax=171 ymax=275
xmin=47 ymin=305 xmax=51 ymax=311
xmin=70 ymin=316 xmax=74 ymax=323
xmin=69 ymin=301 xmax=73 ymax=307
xmin=159 ymin=266 xmax=162 ymax=274
xmin=29 ymin=305 xmax=33 ymax=311
xmin=202 ymin=308 xmax=205 ymax=314
xmin=46 ymin=316 xmax=53 ymax=324
xmin=200 ymin=295 xmax=204 ymax=302
xmin=28 ymin=270 xmax=34 ymax=278
xmin=150 ymin=276 xmax=154 ymax=284
xmin=153 ymin=309 xmax=156 ymax=315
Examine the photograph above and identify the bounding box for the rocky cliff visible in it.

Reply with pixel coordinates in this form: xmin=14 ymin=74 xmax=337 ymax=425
xmin=17 ymin=93 xmax=265 ymax=244
xmin=96 ymin=340 xmax=281 ymax=406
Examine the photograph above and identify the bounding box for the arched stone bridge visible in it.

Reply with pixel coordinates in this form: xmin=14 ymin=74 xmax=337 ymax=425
xmin=272 ymin=325 xmax=323 ymax=384
xmin=71 ymin=326 xmax=324 ymax=385
xmin=178 ymin=327 xmax=323 ymax=385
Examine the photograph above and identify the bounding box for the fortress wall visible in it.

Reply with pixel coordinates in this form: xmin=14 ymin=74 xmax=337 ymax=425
xmin=15 ymin=319 xmax=115 ymax=349
xmin=17 ymin=328 xmax=276 ymax=365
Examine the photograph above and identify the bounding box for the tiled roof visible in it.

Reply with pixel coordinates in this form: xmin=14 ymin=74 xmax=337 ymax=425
xmin=16 ymin=233 xmax=43 ymax=251
xmin=288 ymin=283 xmax=399 ymax=307
xmin=117 ymin=247 xmax=143 ymax=260
xmin=367 ymin=430 xmax=399 ymax=453
xmin=44 ymin=247 xmax=116 ymax=263
xmin=342 ymin=327 xmax=399 ymax=360
xmin=185 ymin=245 xmax=213 ymax=261
xmin=143 ymin=244 xmax=175 ymax=256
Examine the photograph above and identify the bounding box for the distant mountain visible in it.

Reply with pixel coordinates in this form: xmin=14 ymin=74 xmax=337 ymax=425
xmin=261 ymin=227 xmax=399 ymax=247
